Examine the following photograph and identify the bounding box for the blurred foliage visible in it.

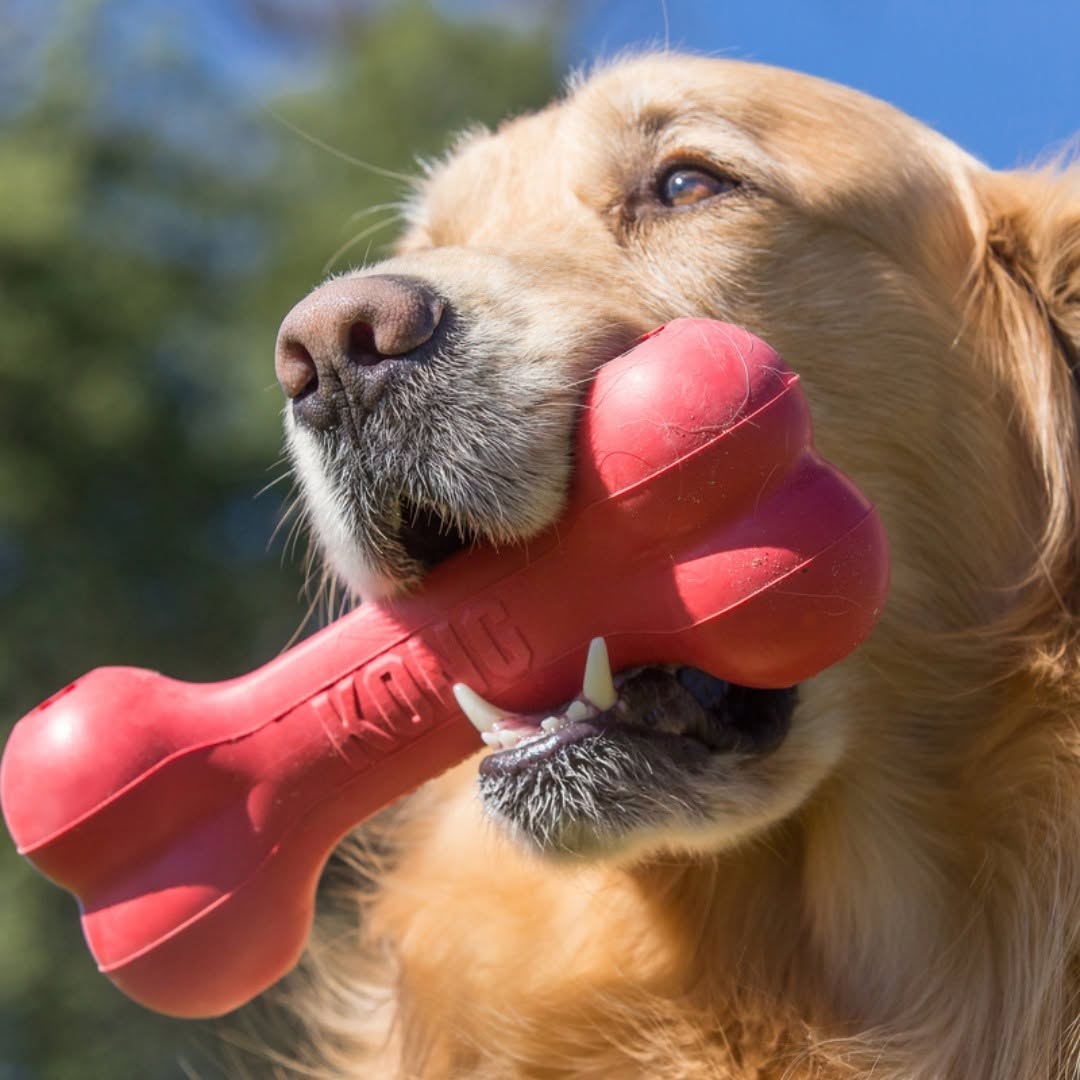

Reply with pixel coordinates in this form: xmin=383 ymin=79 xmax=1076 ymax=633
xmin=0 ymin=1 xmax=560 ymax=1076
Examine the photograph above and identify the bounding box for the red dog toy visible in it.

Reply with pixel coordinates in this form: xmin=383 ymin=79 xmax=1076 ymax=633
xmin=1 ymin=320 xmax=888 ymax=1018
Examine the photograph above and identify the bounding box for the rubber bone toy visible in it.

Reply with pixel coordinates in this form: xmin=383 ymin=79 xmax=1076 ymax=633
xmin=1 ymin=319 xmax=889 ymax=1019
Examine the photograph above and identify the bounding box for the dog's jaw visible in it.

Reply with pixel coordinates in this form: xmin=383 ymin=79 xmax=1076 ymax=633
xmin=472 ymin=663 xmax=800 ymax=860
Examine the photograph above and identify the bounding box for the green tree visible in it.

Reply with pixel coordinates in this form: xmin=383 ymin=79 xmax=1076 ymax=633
xmin=0 ymin=3 xmax=560 ymax=1075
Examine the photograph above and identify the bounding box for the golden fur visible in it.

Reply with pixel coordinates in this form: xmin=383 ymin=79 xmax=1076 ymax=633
xmin=266 ymin=54 xmax=1080 ymax=1078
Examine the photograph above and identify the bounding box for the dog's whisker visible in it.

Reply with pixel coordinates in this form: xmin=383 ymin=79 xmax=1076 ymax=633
xmin=254 ymin=469 xmax=294 ymax=501
xmin=281 ymin=508 xmax=311 ymax=567
xmin=269 ymin=109 xmax=415 ymax=185
xmin=322 ymin=216 xmax=402 ymax=275
xmin=345 ymin=201 xmax=410 ymax=227
xmin=268 ymin=487 xmax=306 ymax=551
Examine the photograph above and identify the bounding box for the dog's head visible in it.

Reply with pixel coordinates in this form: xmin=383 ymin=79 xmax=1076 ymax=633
xmin=277 ymin=55 xmax=1080 ymax=863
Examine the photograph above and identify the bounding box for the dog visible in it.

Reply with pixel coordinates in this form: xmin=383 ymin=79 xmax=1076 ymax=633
xmin=268 ymin=53 xmax=1080 ymax=1078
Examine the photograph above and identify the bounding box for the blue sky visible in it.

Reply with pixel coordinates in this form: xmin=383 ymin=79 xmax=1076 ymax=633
xmin=570 ymin=0 xmax=1079 ymax=170
xmin=4 ymin=1 xmax=1076 ymax=171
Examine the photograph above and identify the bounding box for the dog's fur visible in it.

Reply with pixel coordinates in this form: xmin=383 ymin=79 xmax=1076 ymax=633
xmin=275 ymin=54 xmax=1080 ymax=1078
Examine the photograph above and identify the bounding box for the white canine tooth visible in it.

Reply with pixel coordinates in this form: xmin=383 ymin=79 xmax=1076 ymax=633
xmin=541 ymin=716 xmax=561 ymax=732
xmin=498 ymin=729 xmax=520 ymax=749
xmin=566 ymin=700 xmax=590 ymax=722
xmin=582 ymin=637 xmax=618 ymax=710
xmin=452 ymin=683 xmax=509 ymax=734
xmin=481 ymin=732 xmax=501 ymax=748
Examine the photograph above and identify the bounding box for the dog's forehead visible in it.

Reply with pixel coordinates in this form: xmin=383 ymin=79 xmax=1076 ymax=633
xmin=567 ymin=55 xmax=856 ymax=141
xmin=567 ymin=56 xmax=970 ymax=184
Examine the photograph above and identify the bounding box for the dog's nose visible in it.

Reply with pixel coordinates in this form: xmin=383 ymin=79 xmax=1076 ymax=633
xmin=275 ymin=275 xmax=444 ymax=430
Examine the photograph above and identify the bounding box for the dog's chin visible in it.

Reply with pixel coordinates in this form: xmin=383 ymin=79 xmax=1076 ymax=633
xmin=476 ymin=667 xmax=797 ymax=861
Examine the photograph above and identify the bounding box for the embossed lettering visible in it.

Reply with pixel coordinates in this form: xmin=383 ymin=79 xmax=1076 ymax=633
xmin=310 ymin=674 xmax=399 ymax=763
xmin=309 ymin=684 xmax=371 ymax=767
xmin=360 ymin=654 xmax=434 ymax=735
xmin=409 ymin=620 xmax=489 ymax=704
xmin=310 ymin=604 xmax=532 ymax=764
xmin=461 ymin=599 xmax=533 ymax=682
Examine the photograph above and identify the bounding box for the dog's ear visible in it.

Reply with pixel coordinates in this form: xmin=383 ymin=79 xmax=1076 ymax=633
xmin=971 ymin=167 xmax=1080 ymax=640
xmin=981 ymin=169 xmax=1080 ymax=377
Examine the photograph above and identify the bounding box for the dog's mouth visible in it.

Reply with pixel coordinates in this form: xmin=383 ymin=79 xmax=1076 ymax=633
xmin=397 ymin=497 xmax=472 ymax=571
xmin=399 ymin=510 xmax=798 ymax=855
xmin=475 ymin=659 xmax=793 ymax=778
xmin=454 ymin=639 xmax=797 ymax=855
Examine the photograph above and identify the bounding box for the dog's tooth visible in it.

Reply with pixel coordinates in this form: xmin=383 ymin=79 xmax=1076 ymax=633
xmin=452 ymin=683 xmax=508 ymax=734
xmin=541 ymin=716 xmax=561 ymax=732
xmin=566 ymin=700 xmax=591 ymax=723
xmin=498 ymin=729 xmax=520 ymax=749
xmin=582 ymin=637 xmax=618 ymax=711
xmin=481 ymin=732 xmax=501 ymax=748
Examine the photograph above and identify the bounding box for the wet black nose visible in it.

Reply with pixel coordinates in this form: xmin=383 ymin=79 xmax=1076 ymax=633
xmin=274 ymin=274 xmax=444 ymax=430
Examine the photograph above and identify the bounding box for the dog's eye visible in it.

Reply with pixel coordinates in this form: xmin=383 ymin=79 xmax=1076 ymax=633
xmin=657 ymin=166 xmax=738 ymax=208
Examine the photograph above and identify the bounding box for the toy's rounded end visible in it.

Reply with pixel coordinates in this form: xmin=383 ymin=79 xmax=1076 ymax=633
xmin=571 ymin=319 xmax=807 ymax=538
xmin=1 ymin=667 xmax=194 ymax=861
xmin=94 ymin=881 xmax=314 ymax=1019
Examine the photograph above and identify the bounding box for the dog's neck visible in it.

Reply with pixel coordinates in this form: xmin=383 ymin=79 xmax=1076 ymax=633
xmin=367 ymin=684 xmax=1080 ymax=1079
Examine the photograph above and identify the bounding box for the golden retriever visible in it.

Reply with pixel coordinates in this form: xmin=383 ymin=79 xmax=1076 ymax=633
xmin=268 ymin=53 xmax=1080 ymax=1079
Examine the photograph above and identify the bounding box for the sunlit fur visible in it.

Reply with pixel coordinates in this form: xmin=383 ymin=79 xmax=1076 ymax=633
xmin=269 ymin=54 xmax=1080 ymax=1079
